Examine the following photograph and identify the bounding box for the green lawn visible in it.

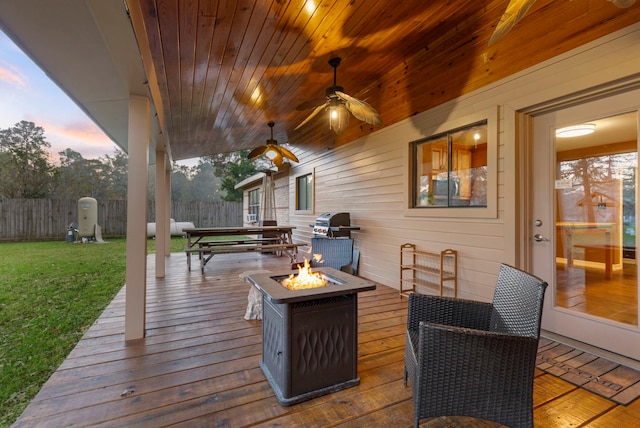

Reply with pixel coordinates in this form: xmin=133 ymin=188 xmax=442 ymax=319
xmin=0 ymin=237 xmax=187 ymax=427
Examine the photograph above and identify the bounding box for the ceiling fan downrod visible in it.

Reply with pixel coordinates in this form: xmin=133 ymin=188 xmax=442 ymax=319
xmin=267 ymin=121 xmax=275 ymax=143
xmin=327 ymin=57 xmax=344 ymax=97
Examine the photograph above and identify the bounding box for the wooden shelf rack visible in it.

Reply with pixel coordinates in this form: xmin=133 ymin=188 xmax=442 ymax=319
xmin=399 ymin=243 xmax=457 ymax=298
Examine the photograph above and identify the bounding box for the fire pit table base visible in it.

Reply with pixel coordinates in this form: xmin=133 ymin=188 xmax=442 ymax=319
xmin=261 ymin=294 xmax=359 ymax=406
xmin=247 ymin=268 xmax=375 ymax=406
xmin=260 ymin=361 xmax=360 ymax=406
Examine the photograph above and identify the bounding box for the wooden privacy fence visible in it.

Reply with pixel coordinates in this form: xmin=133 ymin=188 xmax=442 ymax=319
xmin=0 ymin=199 xmax=242 ymax=242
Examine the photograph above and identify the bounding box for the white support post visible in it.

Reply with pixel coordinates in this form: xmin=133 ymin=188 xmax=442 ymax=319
xmin=125 ymin=95 xmax=150 ymax=341
xmin=164 ymin=159 xmax=172 ymax=256
xmin=155 ymin=149 xmax=167 ymax=278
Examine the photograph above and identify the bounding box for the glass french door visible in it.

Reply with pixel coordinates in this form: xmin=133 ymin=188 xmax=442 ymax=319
xmin=530 ymin=90 xmax=640 ymax=360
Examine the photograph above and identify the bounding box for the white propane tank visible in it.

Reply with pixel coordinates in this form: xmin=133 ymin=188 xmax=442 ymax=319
xmin=146 ymin=219 xmax=195 ymax=238
xmin=78 ymin=197 xmax=98 ymax=238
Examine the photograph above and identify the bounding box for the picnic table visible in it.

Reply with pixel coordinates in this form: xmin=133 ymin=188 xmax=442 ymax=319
xmin=183 ymin=226 xmax=302 ymax=273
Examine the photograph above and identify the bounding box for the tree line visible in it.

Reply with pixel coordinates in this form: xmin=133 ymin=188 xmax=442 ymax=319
xmin=0 ymin=121 xmax=266 ymax=202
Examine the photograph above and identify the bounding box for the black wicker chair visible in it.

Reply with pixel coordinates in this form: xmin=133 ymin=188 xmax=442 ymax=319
xmin=403 ymin=263 xmax=548 ymax=428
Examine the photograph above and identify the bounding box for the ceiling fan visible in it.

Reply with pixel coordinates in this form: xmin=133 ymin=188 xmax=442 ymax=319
xmin=294 ymin=57 xmax=383 ymax=135
xmin=488 ymin=0 xmax=637 ymax=46
xmin=247 ymin=121 xmax=298 ymax=168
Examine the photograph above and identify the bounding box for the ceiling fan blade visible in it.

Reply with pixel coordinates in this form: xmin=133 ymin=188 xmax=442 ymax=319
xmin=247 ymin=145 xmax=267 ymax=161
xmin=488 ymin=0 xmax=537 ymax=46
xmin=296 ymin=98 xmax=327 ymax=111
xmin=294 ymin=101 xmax=329 ymax=130
xmin=335 ymin=91 xmax=383 ymax=126
xmin=609 ymin=0 xmax=636 ymax=7
xmin=278 ymin=145 xmax=299 ymax=163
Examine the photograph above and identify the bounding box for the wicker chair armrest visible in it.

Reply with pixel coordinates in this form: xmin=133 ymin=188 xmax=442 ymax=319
xmin=419 ymin=321 xmax=538 ymax=346
xmin=414 ymin=322 xmax=539 ymax=426
xmin=407 ymin=293 xmax=492 ymax=332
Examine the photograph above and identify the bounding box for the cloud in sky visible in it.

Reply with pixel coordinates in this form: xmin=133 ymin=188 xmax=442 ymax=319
xmin=0 ymin=61 xmax=26 ymax=87
xmin=35 ymin=117 xmax=119 ymax=163
xmin=0 ymin=29 xmax=119 ymax=163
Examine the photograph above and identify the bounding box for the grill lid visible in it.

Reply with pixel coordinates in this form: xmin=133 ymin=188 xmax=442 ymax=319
xmin=311 ymin=212 xmax=358 ymax=237
xmin=314 ymin=212 xmax=350 ymax=227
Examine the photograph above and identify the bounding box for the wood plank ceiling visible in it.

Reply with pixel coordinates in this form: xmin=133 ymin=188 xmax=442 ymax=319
xmin=125 ymin=0 xmax=640 ymax=162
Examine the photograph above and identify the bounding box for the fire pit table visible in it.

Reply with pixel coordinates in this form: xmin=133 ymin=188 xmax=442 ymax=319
xmin=246 ymin=267 xmax=376 ymax=406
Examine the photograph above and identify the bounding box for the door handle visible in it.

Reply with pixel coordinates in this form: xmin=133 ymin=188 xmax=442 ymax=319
xmin=533 ymin=234 xmax=549 ymax=242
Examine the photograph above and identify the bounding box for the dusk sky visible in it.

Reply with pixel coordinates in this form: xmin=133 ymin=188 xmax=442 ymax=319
xmin=0 ymin=29 xmax=124 ymax=164
xmin=0 ymin=31 xmax=209 ymax=166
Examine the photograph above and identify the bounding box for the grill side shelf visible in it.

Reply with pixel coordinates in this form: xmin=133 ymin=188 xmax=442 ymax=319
xmin=399 ymin=243 xmax=457 ymax=298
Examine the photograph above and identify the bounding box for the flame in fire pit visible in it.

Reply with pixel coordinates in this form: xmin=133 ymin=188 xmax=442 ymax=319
xmin=281 ymin=258 xmax=327 ymax=290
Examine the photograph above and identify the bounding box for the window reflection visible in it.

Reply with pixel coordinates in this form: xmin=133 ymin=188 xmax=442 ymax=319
xmin=413 ymin=121 xmax=488 ymax=208
xmin=554 ymin=111 xmax=638 ymax=326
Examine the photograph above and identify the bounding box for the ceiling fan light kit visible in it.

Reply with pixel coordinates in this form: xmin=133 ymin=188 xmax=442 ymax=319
xmin=295 ymin=57 xmax=382 ymax=135
xmin=264 ymin=147 xmax=279 ymax=160
xmin=329 ymin=98 xmax=350 ymax=135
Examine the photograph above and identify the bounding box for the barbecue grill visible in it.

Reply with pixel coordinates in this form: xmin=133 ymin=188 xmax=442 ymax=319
xmin=310 ymin=212 xmax=360 ymax=238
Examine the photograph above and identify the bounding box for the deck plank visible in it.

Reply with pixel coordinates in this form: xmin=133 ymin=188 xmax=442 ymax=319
xmin=12 ymin=251 xmax=640 ymax=427
xmin=535 ymin=388 xmax=617 ymax=427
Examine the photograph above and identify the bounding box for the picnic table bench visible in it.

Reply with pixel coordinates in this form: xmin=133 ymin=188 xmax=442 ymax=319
xmin=183 ymin=226 xmax=302 ymax=273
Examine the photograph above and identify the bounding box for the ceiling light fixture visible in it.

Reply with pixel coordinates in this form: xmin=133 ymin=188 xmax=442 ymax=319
xmin=555 ymin=124 xmax=596 ymax=138
xmin=473 ymin=132 xmax=480 ymax=148
xmin=304 ymin=0 xmax=317 ymax=15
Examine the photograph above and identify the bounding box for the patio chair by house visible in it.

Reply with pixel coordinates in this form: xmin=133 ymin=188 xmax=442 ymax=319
xmin=403 ymin=263 xmax=548 ymax=428
xmin=297 ymin=238 xmax=358 ymax=274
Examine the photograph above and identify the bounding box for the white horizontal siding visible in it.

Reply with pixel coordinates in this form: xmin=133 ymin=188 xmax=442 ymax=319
xmin=287 ymin=23 xmax=640 ymax=301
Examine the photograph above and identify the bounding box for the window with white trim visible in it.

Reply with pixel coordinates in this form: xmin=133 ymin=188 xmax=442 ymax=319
xmin=296 ymin=173 xmax=313 ymax=211
xmin=248 ymin=188 xmax=260 ymax=221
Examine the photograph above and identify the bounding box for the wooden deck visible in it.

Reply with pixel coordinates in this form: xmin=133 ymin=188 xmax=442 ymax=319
xmin=12 ymin=252 xmax=640 ymax=427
